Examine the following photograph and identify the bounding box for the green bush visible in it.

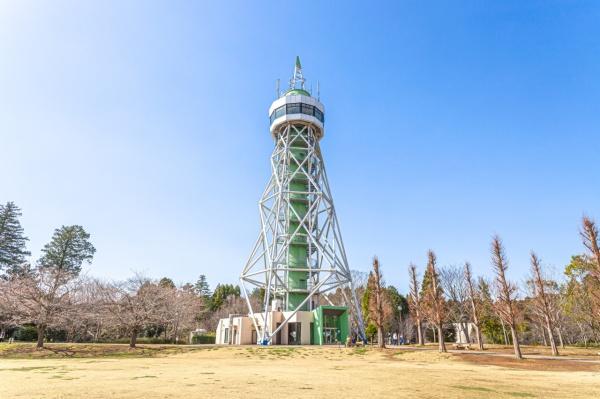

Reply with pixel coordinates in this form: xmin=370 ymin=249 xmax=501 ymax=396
xmin=365 ymin=323 xmax=377 ymax=342
xmin=192 ymin=334 xmax=216 ymax=344
xmin=13 ymin=326 xmax=38 ymax=341
xmin=46 ymin=328 xmax=67 ymax=342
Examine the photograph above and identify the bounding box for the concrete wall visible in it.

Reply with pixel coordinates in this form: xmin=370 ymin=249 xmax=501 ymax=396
xmin=282 ymin=311 xmax=313 ymax=345
xmin=216 ymin=310 xmax=315 ymax=345
xmin=215 ymin=319 xmax=227 ymax=344
xmin=216 ymin=316 xmax=258 ymax=345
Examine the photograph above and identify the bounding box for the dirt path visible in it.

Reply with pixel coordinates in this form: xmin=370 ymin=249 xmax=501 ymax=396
xmin=1 ymin=346 xmax=599 ymax=398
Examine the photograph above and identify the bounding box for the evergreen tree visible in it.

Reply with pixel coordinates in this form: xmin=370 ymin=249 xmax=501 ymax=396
xmin=250 ymin=287 xmax=266 ymax=302
xmin=38 ymin=225 xmax=95 ymax=276
xmin=386 ymin=286 xmax=408 ymax=329
xmin=0 ymin=202 xmax=31 ymax=274
xmin=477 ymin=277 xmax=504 ymax=344
xmin=194 ymin=274 xmax=211 ymax=297
xmin=210 ymin=284 xmax=240 ymax=311
xmin=564 ymin=254 xmax=597 ymax=338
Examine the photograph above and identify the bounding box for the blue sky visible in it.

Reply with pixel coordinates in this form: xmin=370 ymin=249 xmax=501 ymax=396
xmin=1 ymin=1 xmax=599 ymax=293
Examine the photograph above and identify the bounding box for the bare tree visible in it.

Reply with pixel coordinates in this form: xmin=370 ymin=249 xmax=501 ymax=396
xmin=324 ymin=270 xmax=369 ymax=341
xmin=5 ymin=268 xmax=81 ymax=348
xmin=100 ymin=274 xmax=165 ymax=348
xmin=464 ymin=262 xmax=484 ymax=350
xmin=580 ymin=217 xmax=600 ymax=323
xmin=67 ymin=277 xmax=111 ymax=342
xmin=490 ymin=235 xmax=522 ymax=359
xmin=0 ymin=278 xmax=18 ymax=340
xmin=551 ymin=284 xmax=567 ymax=349
xmin=529 ymin=252 xmax=559 ymax=356
xmin=160 ymin=284 xmax=204 ymax=343
xmin=422 ymin=250 xmax=447 ymax=352
xmin=408 ymin=263 xmax=424 ymax=345
xmin=581 ymin=217 xmax=600 ymax=275
xmin=367 ymin=257 xmax=391 ymax=348
xmin=441 ymin=265 xmax=470 ymax=345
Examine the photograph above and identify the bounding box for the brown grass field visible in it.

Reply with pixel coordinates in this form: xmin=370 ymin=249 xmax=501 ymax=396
xmin=1 ymin=343 xmax=600 ymax=398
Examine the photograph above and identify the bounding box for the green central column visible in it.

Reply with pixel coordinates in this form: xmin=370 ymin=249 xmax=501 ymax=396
xmin=287 ymin=125 xmax=310 ymax=311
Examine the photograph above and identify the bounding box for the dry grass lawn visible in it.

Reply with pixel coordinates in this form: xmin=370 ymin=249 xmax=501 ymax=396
xmin=1 ymin=344 xmax=599 ymax=398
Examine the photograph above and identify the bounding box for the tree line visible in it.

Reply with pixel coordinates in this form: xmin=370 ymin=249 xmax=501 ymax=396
xmin=2 ymin=201 xmax=600 ymax=356
xmin=360 ymin=216 xmax=600 ymax=360
xmin=0 ymin=202 xmax=260 ymax=348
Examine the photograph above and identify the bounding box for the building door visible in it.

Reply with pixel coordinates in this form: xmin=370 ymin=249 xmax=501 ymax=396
xmin=288 ymin=322 xmax=302 ymax=345
xmin=251 ymin=329 xmax=257 ymax=344
xmin=310 ymin=322 xmax=314 ymax=345
xmin=275 ymin=323 xmax=282 ymax=345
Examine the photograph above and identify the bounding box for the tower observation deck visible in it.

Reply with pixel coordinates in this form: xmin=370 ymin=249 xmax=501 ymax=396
xmin=235 ymin=57 xmax=366 ymax=345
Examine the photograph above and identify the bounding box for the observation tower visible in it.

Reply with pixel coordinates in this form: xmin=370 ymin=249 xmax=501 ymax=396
xmin=216 ymin=58 xmax=365 ymax=345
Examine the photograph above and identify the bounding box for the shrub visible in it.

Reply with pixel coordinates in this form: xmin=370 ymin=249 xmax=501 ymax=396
xmin=192 ymin=334 xmax=216 ymax=344
xmin=13 ymin=326 xmax=38 ymax=342
xmin=46 ymin=328 xmax=67 ymax=342
xmin=365 ymin=323 xmax=377 ymax=342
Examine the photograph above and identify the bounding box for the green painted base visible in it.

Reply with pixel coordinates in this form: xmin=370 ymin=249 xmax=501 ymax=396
xmin=311 ymin=306 xmax=349 ymax=345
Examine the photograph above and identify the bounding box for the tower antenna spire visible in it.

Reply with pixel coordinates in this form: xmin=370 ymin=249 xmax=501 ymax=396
xmin=289 ymin=55 xmax=306 ymax=90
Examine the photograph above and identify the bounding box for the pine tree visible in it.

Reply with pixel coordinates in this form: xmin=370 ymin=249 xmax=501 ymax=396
xmin=194 ymin=274 xmax=211 ymax=297
xmin=477 ymin=277 xmax=504 ymax=344
xmin=38 ymin=225 xmax=95 ymax=276
xmin=0 ymin=202 xmax=31 ymax=275
xmin=210 ymin=284 xmax=240 ymax=311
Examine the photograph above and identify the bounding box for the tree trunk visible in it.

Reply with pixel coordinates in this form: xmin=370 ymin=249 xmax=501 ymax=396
xmin=173 ymin=321 xmax=180 ymax=345
xmin=36 ymin=325 xmax=46 ymax=349
xmin=377 ymin=326 xmax=385 ymax=348
xmin=94 ymin=325 xmax=100 ymax=343
xmin=461 ymin=322 xmax=470 ymax=343
xmin=437 ymin=325 xmax=446 ymax=352
xmin=501 ymin=319 xmax=508 ymax=345
xmin=556 ymin=326 xmax=565 ymax=349
xmin=509 ymin=325 xmax=522 ymax=359
xmin=416 ymin=318 xmax=424 ymax=345
xmin=544 ymin=316 xmax=559 ymax=356
xmin=541 ymin=325 xmax=548 ymax=346
xmin=432 ymin=325 xmax=436 ymax=343
xmin=474 ymin=324 xmax=484 ymax=350
xmin=130 ymin=330 xmax=138 ymax=348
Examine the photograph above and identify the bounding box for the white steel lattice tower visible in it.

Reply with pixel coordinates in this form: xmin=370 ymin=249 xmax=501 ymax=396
xmin=240 ymin=57 xmax=366 ymax=344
